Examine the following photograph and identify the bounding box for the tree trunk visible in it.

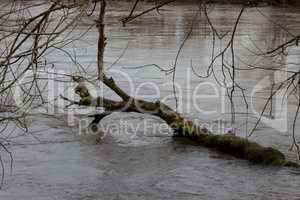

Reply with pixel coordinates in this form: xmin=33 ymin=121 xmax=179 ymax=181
xmin=73 ymin=83 xmax=298 ymax=167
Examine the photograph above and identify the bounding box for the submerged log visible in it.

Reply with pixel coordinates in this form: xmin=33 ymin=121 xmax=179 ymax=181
xmin=72 ymin=83 xmax=299 ymax=167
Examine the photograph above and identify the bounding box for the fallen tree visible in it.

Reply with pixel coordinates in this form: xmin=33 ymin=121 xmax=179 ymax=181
xmin=61 ymin=0 xmax=299 ymax=167
xmin=67 ymin=80 xmax=298 ymax=167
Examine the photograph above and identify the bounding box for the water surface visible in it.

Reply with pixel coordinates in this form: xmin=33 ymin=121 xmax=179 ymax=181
xmin=0 ymin=1 xmax=300 ymax=199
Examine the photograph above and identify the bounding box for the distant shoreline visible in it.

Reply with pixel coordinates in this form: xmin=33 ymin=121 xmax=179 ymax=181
xmin=111 ymin=0 xmax=300 ymax=6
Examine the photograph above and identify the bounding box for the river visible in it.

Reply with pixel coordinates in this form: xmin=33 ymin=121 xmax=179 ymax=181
xmin=0 ymin=1 xmax=300 ymax=199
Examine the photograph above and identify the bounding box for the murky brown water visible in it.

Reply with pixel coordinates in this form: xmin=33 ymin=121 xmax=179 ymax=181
xmin=0 ymin=1 xmax=300 ymax=199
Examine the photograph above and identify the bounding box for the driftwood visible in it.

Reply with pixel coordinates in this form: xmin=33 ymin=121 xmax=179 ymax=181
xmin=72 ymin=83 xmax=298 ymax=167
